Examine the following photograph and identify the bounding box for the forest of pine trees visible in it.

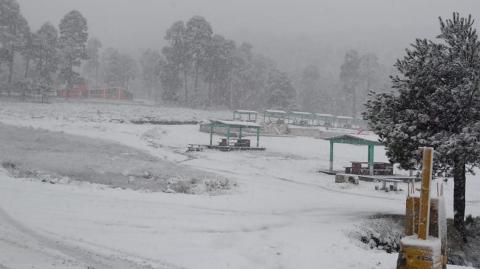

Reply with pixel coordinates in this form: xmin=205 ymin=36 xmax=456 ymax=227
xmin=0 ymin=0 xmax=386 ymax=114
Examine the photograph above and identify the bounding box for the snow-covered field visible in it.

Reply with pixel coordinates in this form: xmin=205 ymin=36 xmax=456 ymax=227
xmin=0 ymin=100 xmax=478 ymax=269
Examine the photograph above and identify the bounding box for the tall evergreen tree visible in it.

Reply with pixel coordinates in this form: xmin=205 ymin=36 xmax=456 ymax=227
xmin=186 ymin=16 xmax=213 ymax=94
xmin=364 ymin=13 xmax=480 ymax=238
xmin=101 ymin=48 xmax=137 ymax=89
xmin=84 ymin=37 xmax=102 ymax=88
xmin=58 ymin=10 xmax=88 ymax=89
xmin=204 ymin=34 xmax=236 ymax=107
xmin=158 ymin=59 xmax=181 ymax=101
xmin=340 ymin=50 xmax=361 ymax=117
xmin=33 ymin=22 xmax=59 ymax=90
xmin=300 ymin=64 xmax=321 ymax=112
xmin=266 ymin=69 xmax=296 ymax=109
xmin=163 ymin=21 xmax=190 ymax=103
xmin=0 ymin=0 xmax=29 ymax=92
xmin=140 ymin=49 xmax=162 ymax=101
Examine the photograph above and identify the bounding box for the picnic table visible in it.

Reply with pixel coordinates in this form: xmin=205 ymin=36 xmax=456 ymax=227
xmin=376 ymin=178 xmax=403 ymax=192
xmin=187 ymin=144 xmax=204 ymax=152
xmin=345 ymin=161 xmax=394 ymax=176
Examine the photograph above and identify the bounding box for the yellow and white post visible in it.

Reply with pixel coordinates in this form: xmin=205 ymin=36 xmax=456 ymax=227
xmin=397 ymin=147 xmax=443 ymax=269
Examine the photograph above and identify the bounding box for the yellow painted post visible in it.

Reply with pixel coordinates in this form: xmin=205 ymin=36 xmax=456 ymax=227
xmin=405 ymin=196 xmax=417 ymax=236
xmin=418 ymin=147 xmax=434 ymax=240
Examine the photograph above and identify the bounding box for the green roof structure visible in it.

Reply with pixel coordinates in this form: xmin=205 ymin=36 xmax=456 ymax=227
xmin=326 ymin=134 xmax=383 ymax=175
xmin=207 ymin=120 xmax=263 ymax=149
xmin=233 ymin=110 xmax=258 ymax=122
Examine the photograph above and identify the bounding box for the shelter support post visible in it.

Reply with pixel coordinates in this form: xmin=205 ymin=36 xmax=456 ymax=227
xmin=256 ymin=128 xmax=260 ymax=147
xmin=227 ymin=127 xmax=231 ymax=146
xmin=210 ymin=125 xmax=214 ymax=146
xmin=239 ymin=128 xmax=243 ymax=140
xmin=329 ymin=141 xmax=334 ymax=172
xmin=368 ymin=145 xmax=375 ymax=175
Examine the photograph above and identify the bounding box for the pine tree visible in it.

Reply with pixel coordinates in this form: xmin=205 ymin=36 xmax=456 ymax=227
xmin=300 ymin=65 xmax=321 ymax=112
xmin=101 ymin=48 xmax=137 ymax=89
xmin=340 ymin=50 xmax=361 ymax=117
xmin=364 ymin=13 xmax=480 ymax=238
xmin=266 ymin=69 xmax=296 ymax=109
xmin=84 ymin=37 xmax=102 ymax=88
xmin=186 ymin=16 xmax=213 ymax=95
xmin=0 ymin=0 xmax=29 ymax=94
xmin=158 ymin=59 xmax=181 ymax=101
xmin=33 ymin=22 xmax=58 ymax=90
xmin=140 ymin=49 xmax=162 ymax=101
xmin=58 ymin=10 xmax=88 ymax=90
xmin=204 ymin=34 xmax=236 ymax=107
xmin=163 ymin=20 xmax=190 ymax=103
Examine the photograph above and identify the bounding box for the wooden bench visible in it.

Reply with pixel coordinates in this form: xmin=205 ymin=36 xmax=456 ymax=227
xmin=376 ymin=178 xmax=403 ymax=192
xmin=187 ymin=144 xmax=204 ymax=152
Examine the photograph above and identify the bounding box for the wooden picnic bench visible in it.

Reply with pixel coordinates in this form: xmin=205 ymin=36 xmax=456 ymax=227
xmin=376 ymin=178 xmax=403 ymax=192
xmin=187 ymin=144 xmax=204 ymax=152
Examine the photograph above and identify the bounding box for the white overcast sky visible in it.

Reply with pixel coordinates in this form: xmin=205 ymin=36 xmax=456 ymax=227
xmin=16 ymin=0 xmax=480 ymax=70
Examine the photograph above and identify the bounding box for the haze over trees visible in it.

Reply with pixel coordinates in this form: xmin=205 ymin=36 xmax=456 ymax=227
xmin=158 ymin=16 xmax=297 ymax=109
xmin=0 ymin=0 xmax=387 ymax=115
xmin=364 ymin=13 xmax=480 ymax=238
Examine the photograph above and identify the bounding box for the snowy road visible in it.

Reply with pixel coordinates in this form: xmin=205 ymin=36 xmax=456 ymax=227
xmin=0 ymin=203 xmax=160 ymax=269
xmin=0 ymin=104 xmax=478 ymax=269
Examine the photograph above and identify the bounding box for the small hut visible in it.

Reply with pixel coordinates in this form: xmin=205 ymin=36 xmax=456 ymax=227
xmin=288 ymin=111 xmax=315 ymax=126
xmin=263 ymin=110 xmax=288 ymax=124
xmin=315 ymin=113 xmax=335 ymax=127
xmin=326 ymin=134 xmax=386 ymax=176
xmin=335 ymin=116 xmax=354 ymax=128
xmin=233 ymin=110 xmax=258 ymax=122
xmin=207 ymin=120 xmax=265 ymax=151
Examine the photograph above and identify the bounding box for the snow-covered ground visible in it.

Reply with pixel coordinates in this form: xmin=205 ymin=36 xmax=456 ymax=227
xmin=0 ymin=101 xmax=478 ymax=269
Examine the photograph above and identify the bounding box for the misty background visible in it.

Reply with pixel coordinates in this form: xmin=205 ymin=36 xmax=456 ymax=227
xmin=7 ymin=0 xmax=480 ymax=116
xmin=18 ymin=0 xmax=480 ymax=68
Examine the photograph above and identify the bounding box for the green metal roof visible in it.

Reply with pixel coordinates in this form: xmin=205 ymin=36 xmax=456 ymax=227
xmin=234 ymin=110 xmax=258 ymax=114
xmin=327 ymin=134 xmax=383 ymax=146
xmin=209 ymin=120 xmax=261 ymax=129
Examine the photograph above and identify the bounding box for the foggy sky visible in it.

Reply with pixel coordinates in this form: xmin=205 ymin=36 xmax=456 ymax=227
xmin=16 ymin=0 xmax=480 ymax=71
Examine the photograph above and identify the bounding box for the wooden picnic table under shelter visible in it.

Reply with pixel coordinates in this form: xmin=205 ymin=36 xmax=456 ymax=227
xmin=233 ymin=110 xmax=258 ymax=122
xmin=207 ymin=120 xmax=265 ymax=151
xmin=327 ymin=134 xmax=384 ymax=175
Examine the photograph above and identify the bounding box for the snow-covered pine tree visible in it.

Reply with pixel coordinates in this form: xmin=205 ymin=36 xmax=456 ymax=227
xmin=84 ymin=38 xmax=102 ymax=89
xmin=58 ymin=10 xmax=88 ymax=90
xmin=364 ymin=13 xmax=480 ymax=239
xmin=203 ymin=34 xmax=236 ymax=107
xmin=140 ymin=49 xmax=163 ymax=102
xmin=340 ymin=50 xmax=361 ymax=117
xmin=33 ymin=22 xmax=59 ymax=91
xmin=0 ymin=0 xmax=29 ymax=93
xmin=163 ymin=20 xmax=190 ymax=103
xmin=186 ymin=16 xmax=213 ymax=96
xmin=266 ymin=69 xmax=296 ymax=109
xmin=101 ymin=48 xmax=137 ymax=89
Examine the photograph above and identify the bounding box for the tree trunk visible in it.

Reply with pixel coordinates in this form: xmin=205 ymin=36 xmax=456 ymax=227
xmin=183 ymin=70 xmax=188 ymax=104
xmin=352 ymin=86 xmax=357 ymax=118
xmin=95 ymin=64 xmax=99 ymax=89
xmin=24 ymin=58 xmax=30 ymax=79
xmin=207 ymin=81 xmax=212 ymax=107
xmin=194 ymin=66 xmax=199 ymax=93
xmin=7 ymin=49 xmax=15 ymax=97
xmin=453 ymin=157 xmax=466 ymax=241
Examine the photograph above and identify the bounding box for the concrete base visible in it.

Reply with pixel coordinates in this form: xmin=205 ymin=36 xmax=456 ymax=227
xmin=397 ymin=236 xmax=443 ymax=269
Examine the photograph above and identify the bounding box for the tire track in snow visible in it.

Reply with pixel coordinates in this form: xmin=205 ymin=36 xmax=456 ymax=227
xmin=0 ymin=205 xmax=180 ymax=269
xmin=197 ymin=165 xmax=401 ymax=202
